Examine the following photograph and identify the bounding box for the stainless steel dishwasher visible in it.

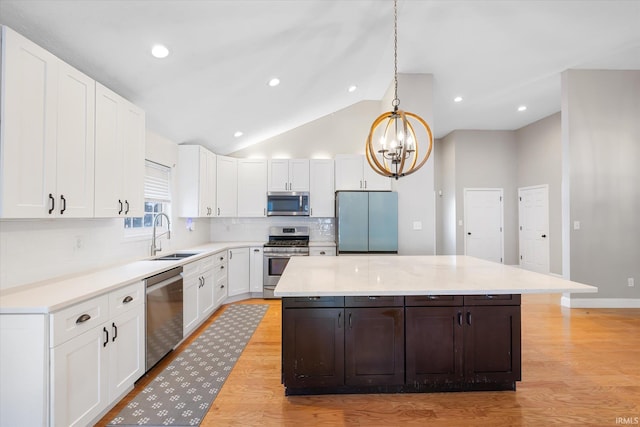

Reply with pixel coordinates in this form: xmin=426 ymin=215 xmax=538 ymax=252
xmin=145 ymin=266 xmax=183 ymax=372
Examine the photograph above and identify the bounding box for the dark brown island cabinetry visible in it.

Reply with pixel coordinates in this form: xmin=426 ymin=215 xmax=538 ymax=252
xmin=282 ymin=294 xmax=521 ymax=395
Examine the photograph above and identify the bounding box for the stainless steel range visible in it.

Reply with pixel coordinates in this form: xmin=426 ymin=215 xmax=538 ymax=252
xmin=263 ymin=226 xmax=309 ymax=298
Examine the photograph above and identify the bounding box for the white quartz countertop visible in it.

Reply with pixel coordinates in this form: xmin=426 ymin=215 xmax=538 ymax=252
xmin=273 ymin=255 xmax=598 ymax=297
xmin=0 ymin=241 xmax=264 ymax=314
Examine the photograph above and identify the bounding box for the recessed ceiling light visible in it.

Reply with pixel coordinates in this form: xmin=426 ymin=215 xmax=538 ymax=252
xmin=454 ymin=96 xmax=463 ymax=103
xmin=151 ymin=44 xmax=169 ymax=59
xmin=517 ymin=105 xmax=527 ymax=112
xmin=268 ymin=78 xmax=280 ymax=87
xmin=233 ymin=131 xmax=243 ymax=138
xmin=348 ymin=85 xmax=357 ymax=93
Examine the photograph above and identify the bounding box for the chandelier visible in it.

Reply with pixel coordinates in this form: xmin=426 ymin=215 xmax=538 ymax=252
xmin=365 ymin=0 xmax=433 ymax=180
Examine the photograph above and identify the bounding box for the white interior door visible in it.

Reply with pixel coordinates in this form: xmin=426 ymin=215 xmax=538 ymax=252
xmin=464 ymin=188 xmax=504 ymax=263
xmin=518 ymin=185 xmax=550 ymax=273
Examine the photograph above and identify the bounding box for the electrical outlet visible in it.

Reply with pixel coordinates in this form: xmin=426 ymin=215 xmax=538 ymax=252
xmin=628 ymin=278 xmax=635 ymax=287
xmin=573 ymin=221 xmax=580 ymax=230
xmin=412 ymin=221 xmax=422 ymax=230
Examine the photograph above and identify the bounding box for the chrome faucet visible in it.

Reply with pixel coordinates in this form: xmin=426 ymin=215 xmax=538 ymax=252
xmin=151 ymin=213 xmax=171 ymax=256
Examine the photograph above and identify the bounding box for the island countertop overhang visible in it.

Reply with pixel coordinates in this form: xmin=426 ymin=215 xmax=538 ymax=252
xmin=273 ymin=255 xmax=598 ymax=297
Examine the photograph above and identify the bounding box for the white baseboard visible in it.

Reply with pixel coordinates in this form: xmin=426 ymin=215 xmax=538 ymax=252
xmin=561 ymin=296 xmax=640 ymax=308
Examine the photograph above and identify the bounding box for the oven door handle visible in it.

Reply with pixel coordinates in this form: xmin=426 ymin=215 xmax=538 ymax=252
xmin=263 ymin=253 xmax=309 ymax=258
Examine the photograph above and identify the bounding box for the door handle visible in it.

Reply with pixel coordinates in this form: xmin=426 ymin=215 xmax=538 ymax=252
xmin=48 ymin=193 xmax=55 ymax=214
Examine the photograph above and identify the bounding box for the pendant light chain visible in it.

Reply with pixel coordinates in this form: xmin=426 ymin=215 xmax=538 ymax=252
xmin=392 ymin=0 xmax=400 ymax=109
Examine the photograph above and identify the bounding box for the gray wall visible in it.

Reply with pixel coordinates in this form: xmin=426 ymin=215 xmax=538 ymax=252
xmin=435 ymin=134 xmax=456 ymax=255
xmin=562 ymin=69 xmax=640 ymax=300
xmin=515 ymin=113 xmax=563 ymax=274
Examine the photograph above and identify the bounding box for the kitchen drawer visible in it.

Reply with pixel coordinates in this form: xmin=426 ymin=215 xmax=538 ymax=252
xmin=283 ymin=296 xmax=345 ymax=308
xmin=405 ymin=295 xmax=464 ymax=306
xmin=463 ymin=294 xmax=521 ymax=306
xmin=109 ymin=281 xmax=144 ymax=316
xmin=185 ymin=255 xmax=215 ymax=275
xmin=345 ymin=296 xmax=404 ymax=307
xmin=50 ymin=294 xmax=109 ymax=348
xmin=310 ymin=247 xmax=336 ymax=256
xmin=213 ymin=250 xmax=227 ymax=267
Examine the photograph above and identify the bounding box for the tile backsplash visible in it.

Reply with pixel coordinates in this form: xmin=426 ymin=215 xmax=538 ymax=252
xmin=210 ymin=216 xmax=335 ymax=242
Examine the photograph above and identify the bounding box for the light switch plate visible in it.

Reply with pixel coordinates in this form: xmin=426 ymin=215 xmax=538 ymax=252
xmin=573 ymin=221 xmax=580 ymax=230
xmin=412 ymin=221 xmax=422 ymax=230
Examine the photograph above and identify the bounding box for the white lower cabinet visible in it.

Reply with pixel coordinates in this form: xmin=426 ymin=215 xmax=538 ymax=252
xmin=228 ymin=247 xmax=250 ymax=297
xmin=51 ymin=323 xmax=109 ymax=427
xmin=214 ymin=251 xmax=228 ymax=308
xmin=50 ymin=281 xmax=144 ymax=427
xmin=250 ymin=246 xmax=264 ymax=294
xmin=183 ymin=255 xmax=215 ymax=337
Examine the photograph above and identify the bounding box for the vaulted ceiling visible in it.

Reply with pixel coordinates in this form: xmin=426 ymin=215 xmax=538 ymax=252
xmin=1 ymin=0 xmax=639 ymax=154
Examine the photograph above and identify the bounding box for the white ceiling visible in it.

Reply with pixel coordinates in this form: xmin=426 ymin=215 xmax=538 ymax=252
xmin=1 ymin=0 xmax=639 ymax=154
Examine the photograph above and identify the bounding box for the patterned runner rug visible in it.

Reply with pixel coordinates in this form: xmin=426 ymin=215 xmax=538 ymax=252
xmin=108 ymin=304 xmax=268 ymax=426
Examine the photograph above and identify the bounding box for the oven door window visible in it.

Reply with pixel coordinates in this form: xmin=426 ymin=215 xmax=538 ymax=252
xmin=268 ymin=257 xmax=290 ymax=276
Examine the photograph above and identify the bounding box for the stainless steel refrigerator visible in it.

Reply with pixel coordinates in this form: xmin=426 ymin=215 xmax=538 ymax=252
xmin=336 ymin=191 xmax=398 ymax=254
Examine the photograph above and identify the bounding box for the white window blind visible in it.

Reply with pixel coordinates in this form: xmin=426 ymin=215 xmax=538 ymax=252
xmin=144 ymin=161 xmax=171 ymax=202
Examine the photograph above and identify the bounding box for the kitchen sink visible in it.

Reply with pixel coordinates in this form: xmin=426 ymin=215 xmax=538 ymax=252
xmin=152 ymin=252 xmax=200 ymax=261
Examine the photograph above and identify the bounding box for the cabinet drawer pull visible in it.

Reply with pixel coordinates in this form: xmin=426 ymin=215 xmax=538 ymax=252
xmin=427 ymin=295 xmax=440 ymax=300
xmin=368 ymin=296 xmax=379 ymax=300
xmin=485 ymin=294 xmax=496 ymax=299
xmin=122 ymin=295 xmax=133 ymax=304
xmin=319 ymin=251 xmax=326 ymax=255
xmin=307 ymin=296 xmax=321 ymax=301
xmin=60 ymin=195 xmax=66 ymax=215
xmin=112 ymin=322 xmax=117 ymax=342
xmin=75 ymin=313 xmax=91 ymax=324
xmin=254 ymin=249 xmax=260 ymax=252
xmin=103 ymin=327 xmax=109 ymax=347
xmin=48 ymin=193 xmax=55 ymax=214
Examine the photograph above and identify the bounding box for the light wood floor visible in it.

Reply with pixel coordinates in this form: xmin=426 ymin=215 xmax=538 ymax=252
xmin=98 ymin=295 xmax=640 ymax=426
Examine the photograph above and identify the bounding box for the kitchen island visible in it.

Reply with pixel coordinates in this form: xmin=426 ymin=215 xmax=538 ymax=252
xmin=274 ymin=255 xmax=597 ymax=395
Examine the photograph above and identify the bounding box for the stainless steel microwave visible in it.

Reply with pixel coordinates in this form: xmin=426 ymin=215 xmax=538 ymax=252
xmin=267 ymin=192 xmax=310 ymax=216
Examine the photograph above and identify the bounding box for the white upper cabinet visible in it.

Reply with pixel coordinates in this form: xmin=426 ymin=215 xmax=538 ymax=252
xmin=268 ymin=159 xmax=309 ymax=191
xmin=216 ymin=155 xmax=238 ymax=217
xmin=94 ymin=83 xmax=145 ymax=218
xmin=335 ymin=154 xmax=391 ymax=191
xmin=0 ymin=26 xmax=95 ymax=218
xmin=177 ymin=145 xmax=216 ymax=217
xmin=309 ymin=159 xmax=335 ymax=217
xmin=237 ymin=159 xmax=267 ymax=217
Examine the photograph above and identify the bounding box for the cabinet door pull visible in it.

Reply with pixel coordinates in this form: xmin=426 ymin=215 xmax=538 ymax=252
xmin=60 ymin=195 xmax=66 ymax=215
xmin=466 ymin=311 xmax=472 ymax=326
xmin=122 ymin=295 xmax=133 ymax=304
xmin=220 ymin=265 xmax=225 ymax=270
xmin=310 ymin=208 xmax=313 ymax=216
xmin=118 ymin=199 xmax=123 ymax=215
xmin=103 ymin=327 xmax=109 ymax=347
xmin=217 ymin=207 xmax=220 ymax=216
xmin=75 ymin=313 xmax=91 ymax=324
xmin=48 ymin=193 xmax=55 ymax=214
xmin=364 ymin=180 xmax=367 ymax=189
xmin=338 ymin=312 xmax=342 ymax=328
xmin=348 ymin=312 xmax=352 ymax=328
xmin=124 ymin=200 xmax=130 ymax=214
xmin=458 ymin=312 xmax=463 ymax=326
xmin=359 ymin=180 xmax=363 ymax=189
xmin=221 ymin=284 xmax=225 ymax=289
xmin=319 ymin=251 xmax=326 ymax=255
xmin=112 ymin=322 xmax=117 ymax=342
